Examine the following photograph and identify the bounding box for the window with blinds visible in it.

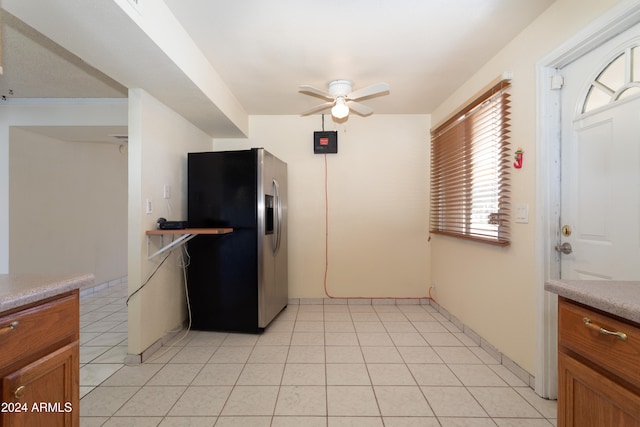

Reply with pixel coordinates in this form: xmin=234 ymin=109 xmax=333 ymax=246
xmin=430 ymin=79 xmax=511 ymax=246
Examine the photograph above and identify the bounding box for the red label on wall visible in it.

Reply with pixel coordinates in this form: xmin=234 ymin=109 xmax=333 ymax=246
xmin=320 ymin=138 xmax=329 ymax=146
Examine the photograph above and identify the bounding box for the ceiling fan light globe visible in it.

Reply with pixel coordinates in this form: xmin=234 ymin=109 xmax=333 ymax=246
xmin=331 ymin=98 xmax=349 ymax=118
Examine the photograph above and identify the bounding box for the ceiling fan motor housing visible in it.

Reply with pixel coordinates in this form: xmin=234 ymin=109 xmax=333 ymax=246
xmin=329 ymin=80 xmax=352 ymax=98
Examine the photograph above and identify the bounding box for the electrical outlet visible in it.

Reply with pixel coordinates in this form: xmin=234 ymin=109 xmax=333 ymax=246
xmin=145 ymin=198 xmax=152 ymax=214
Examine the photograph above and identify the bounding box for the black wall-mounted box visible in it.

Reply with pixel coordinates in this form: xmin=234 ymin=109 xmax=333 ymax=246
xmin=314 ymin=131 xmax=338 ymax=154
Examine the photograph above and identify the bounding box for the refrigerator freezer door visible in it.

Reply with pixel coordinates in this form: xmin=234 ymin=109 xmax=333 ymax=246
xmin=257 ymin=149 xmax=288 ymax=328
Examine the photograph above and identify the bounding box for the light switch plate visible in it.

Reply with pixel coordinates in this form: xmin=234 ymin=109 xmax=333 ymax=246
xmin=515 ymin=204 xmax=529 ymax=223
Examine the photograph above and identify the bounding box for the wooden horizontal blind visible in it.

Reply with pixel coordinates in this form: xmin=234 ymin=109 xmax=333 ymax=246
xmin=430 ymin=80 xmax=511 ymax=246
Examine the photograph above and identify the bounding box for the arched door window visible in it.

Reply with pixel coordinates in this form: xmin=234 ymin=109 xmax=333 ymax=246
xmin=583 ymin=45 xmax=640 ymax=113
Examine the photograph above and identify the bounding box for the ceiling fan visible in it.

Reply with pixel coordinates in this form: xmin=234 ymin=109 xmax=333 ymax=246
xmin=298 ymin=80 xmax=390 ymax=119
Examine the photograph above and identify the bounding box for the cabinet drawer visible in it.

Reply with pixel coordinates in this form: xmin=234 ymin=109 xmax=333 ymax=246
xmin=559 ymin=297 xmax=640 ymax=389
xmin=0 ymin=293 xmax=79 ymax=369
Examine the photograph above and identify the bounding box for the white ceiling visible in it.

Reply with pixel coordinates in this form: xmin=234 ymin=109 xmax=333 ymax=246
xmin=0 ymin=10 xmax=127 ymax=99
xmin=1 ymin=0 xmax=556 ymax=138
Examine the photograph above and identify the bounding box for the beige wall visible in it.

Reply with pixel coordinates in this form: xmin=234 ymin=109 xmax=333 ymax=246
xmin=9 ymin=127 xmax=127 ymax=284
xmin=0 ymin=100 xmax=128 ymax=274
xmin=429 ymin=0 xmax=620 ymax=374
xmin=127 ymin=88 xmax=213 ymax=355
xmin=214 ymin=114 xmax=431 ymax=300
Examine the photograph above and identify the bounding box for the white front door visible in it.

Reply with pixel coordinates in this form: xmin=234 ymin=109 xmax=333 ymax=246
xmin=559 ymin=24 xmax=640 ymax=280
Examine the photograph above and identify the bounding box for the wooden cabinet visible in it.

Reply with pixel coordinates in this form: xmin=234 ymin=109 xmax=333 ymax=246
xmin=558 ymin=297 xmax=640 ymax=426
xmin=0 ymin=291 xmax=79 ymax=427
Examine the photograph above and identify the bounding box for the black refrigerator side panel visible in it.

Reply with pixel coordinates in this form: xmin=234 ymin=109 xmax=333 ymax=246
xmin=187 ymin=150 xmax=260 ymax=332
xmin=188 ymin=151 xmax=257 ymax=228
xmin=187 ymin=232 xmax=258 ymax=332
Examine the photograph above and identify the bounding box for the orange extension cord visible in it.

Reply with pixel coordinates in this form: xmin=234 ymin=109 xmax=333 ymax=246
xmin=322 ymin=153 xmax=435 ymax=303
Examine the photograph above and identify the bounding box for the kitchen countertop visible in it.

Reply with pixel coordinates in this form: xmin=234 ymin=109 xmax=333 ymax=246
xmin=545 ymin=279 xmax=640 ymax=324
xmin=0 ymin=273 xmax=94 ymax=313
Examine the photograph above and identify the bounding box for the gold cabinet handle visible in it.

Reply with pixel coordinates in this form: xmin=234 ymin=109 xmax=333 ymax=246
xmin=583 ymin=317 xmax=628 ymax=341
xmin=0 ymin=321 xmax=19 ymax=335
xmin=14 ymin=385 xmax=26 ymax=399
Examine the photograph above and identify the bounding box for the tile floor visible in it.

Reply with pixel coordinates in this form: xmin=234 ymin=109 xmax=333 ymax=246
xmin=79 ymin=281 xmax=557 ymax=426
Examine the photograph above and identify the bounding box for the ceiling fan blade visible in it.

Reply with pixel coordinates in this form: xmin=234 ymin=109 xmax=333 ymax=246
xmin=298 ymin=85 xmax=334 ymax=101
xmin=347 ymin=101 xmax=374 ymax=116
xmin=300 ymin=101 xmax=334 ymax=116
xmin=347 ymin=82 xmax=390 ymax=101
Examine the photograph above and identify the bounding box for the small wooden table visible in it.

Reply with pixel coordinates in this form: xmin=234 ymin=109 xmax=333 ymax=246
xmin=145 ymin=228 xmax=233 ymax=259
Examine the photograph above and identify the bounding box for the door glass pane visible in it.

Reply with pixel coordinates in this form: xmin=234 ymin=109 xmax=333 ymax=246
xmin=583 ymin=86 xmax=611 ymax=113
xmin=596 ymin=53 xmax=625 ymax=91
xmin=581 ymin=47 xmax=640 ymax=114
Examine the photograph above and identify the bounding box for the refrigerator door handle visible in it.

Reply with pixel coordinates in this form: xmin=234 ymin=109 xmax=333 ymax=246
xmin=272 ymin=178 xmax=282 ymax=255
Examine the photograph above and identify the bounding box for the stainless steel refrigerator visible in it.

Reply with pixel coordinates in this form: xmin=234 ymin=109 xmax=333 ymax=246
xmin=187 ymin=148 xmax=288 ymax=332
